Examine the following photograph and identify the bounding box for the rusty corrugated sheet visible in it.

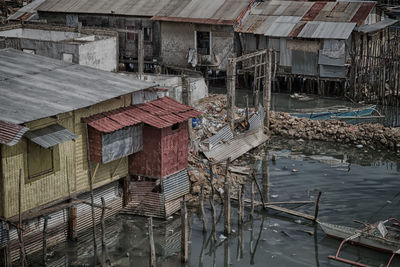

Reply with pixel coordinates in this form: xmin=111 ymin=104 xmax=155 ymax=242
xmin=301 ymin=2 xmax=327 ymax=21
xmin=84 ymin=97 xmax=200 ymax=132
xmin=351 ymin=2 xmax=376 ymax=26
xmin=0 ymin=120 xmax=29 ymax=146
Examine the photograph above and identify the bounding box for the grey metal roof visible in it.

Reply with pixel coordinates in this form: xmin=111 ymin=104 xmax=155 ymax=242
xmin=37 ymin=0 xmax=181 ymax=16
xmin=8 ymin=0 xmax=46 ymax=21
xmin=263 ymin=16 xmax=302 ymax=37
xmin=356 ymin=18 xmax=398 ymax=33
xmin=0 ymin=49 xmax=153 ymax=124
xmin=25 ymin=124 xmax=77 ymax=148
xmin=297 ymin=21 xmax=356 ymax=39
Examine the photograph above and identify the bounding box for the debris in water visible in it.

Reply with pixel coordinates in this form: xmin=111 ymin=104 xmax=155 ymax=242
xmin=356 ymin=144 xmax=363 ymax=148
xmin=219 ymin=234 xmax=227 ymax=241
xmin=272 ymin=154 xmax=277 ymax=162
xmin=387 ymin=200 xmax=392 ymax=204
xmin=294 ymin=219 xmax=302 ymax=224
xmin=292 ymin=169 xmax=298 ymax=173
xmin=271 ymin=194 xmax=279 ymax=198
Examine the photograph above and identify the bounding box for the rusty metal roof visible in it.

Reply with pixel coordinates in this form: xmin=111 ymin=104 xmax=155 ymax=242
xmin=84 ymin=97 xmax=201 ymax=132
xmin=37 ymin=0 xmax=187 ymax=17
xmin=152 ymin=0 xmax=252 ymax=25
xmin=0 ymin=49 xmax=153 ymax=125
xmin=237 ymin=1 xmax=377 ymax=39
xmin=0 ymin=120 xmax=29 ymax=146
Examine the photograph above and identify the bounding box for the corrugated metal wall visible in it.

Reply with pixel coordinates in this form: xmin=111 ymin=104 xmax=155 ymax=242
xmin=162 ymin=170 xmax=190 ymax=202
xmin=102 ymin=125 xmax=143 ymax=163
xmin=292 ymin=50 xmax=318 ymax=76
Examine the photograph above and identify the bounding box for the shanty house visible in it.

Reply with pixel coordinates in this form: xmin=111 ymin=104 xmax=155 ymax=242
xmin=84 ymin=97 xmax=200 ymax=218
xmin=152 ymin=0 xmax=253 ymax=71
xmin=237 ymin=1 xmax=396 ymax=86
xmin=0 ymin=23 xmax=118 ymax=71
xmin=35 ymin=0 xmax=188 ymax=70
xmin=0 ymin=48 xmax=154 ymax=262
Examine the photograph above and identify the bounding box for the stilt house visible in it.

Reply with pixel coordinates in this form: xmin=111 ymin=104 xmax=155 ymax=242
xmin=84 ymin=97 xmax=200 ymax=218
xmin=0 ymin=48 xmax=154 ymax=263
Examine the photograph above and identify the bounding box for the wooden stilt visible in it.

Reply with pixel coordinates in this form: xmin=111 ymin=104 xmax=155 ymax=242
xmin=89 ymin=163 xmax=99 ymax=249
xmin=148 ymin=217 xmax=156 ymax=267
xmin=250 ymin=181 xmax=255 ymax=219
xmin=42 ymin=216 xmax=48 ymax=265
xmin=209 ymin=164 xmax=217 ymax=240
xmin=227 ymin=58 xmax=236 ymax=132
xmin=238 ymin=184 xmax=245 ymax=226
xmin=251 ymin=171 xmax=266 ymax=210
xmin=200 ymin=184 xmax=207 ymax=233
xmin=264 ymin=49 xmax=272 ymax=131
xmin=68 ymin=206 xmax=77 ymax=241
xmin=122 ymin=176 xmax=131 ymax=207
xmin=224 ymin=158 xmax=231 ymax=236
xmin=181 ymin=200 xmax=189 ymax=263
xmin=100 ymin=197 xmax=106 ymax=247
xmin=314 ymin=192 xmax=322 ymax=222
xmin=18 ymin=169 xmax=27 ymax=267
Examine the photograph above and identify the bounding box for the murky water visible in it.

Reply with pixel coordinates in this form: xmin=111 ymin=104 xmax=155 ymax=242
xmin=26 ymin=136 xmax=400 ymax=267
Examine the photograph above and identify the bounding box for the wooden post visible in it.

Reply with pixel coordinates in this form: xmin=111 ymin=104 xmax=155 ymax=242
xmin=251 ymin=171 xmax=266 ymax=210
xmin=209 ymin=163 xmax=217 ymax=240
xmin=313 ymin=192 xmax=322 ymax=222
xmin=17 ymin=169 xmax=27 ymax=267
xmin=200 ymin=184 xmax=207 ymax=233
xmin=181 ymin=200 xmax=189 ymax=263
xmin=254 ymin=55 xmax=260 ymax=110
xmin=250 ymin=181 xmax=255 ymax=219
xmin=148 ymin=217 xmax=156 ymax=267
xmin=68 ymin=206 xmax=77 ymax=241
xmin=138 ymin=29 xmax=144 ymax=78
xmin=182 ymin=75 xmax=191 ymax=106
xmin=264 ymin=49 xmax=272 ymax=130
xmin=238 ymin=184 xmax=245 ymax=226
xmin=224 ymin=158 xmax=231 ymax=236
xmin=100 ymin=197 xmax=106 ymax=247
xmin=89 ymin=163 xmax=99 ymax=249
xmin=42 ymin=216 xmax=48 ymax=265
xmin=227 ymin=58 xmax=236 ymax=132
xmin=245 ymin=95 xmax=249 ymax=128
xmin=123 ymin=176 xmax=131 ymax=207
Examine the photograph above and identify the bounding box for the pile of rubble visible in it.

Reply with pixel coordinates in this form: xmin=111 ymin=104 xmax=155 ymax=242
xmin=186 ymin=94 xmax=400 ymax=204
xmin=270 ymin=112 xmax=400 ymax=151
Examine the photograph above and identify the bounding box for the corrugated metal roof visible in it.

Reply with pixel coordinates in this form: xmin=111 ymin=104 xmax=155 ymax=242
xmin=84 ymin=96 xmax=201 ymax=132
xmin=0 ymin=120 xmax=29 ymax=146
xmin=297 ymin=21 xmax=356 ymax=39
xmin=152 ymin=0 xmax=251 ymax=25
xmin=37 ymin=0 xmax=186 ymax=17
xmin=203 ymin=128 xmax=269 ymax=163
xmin=237 ymin=1 xmax=377 ymax=39
xmin=25 ymin=124 xmax=77 ymax=148
xmin=8 ymin=0 xmax=46 ymax=21
xmin=356 ymin=18 xmax=398 ymax=33
xmin=0 ymin=49 xmax=153 ymax=125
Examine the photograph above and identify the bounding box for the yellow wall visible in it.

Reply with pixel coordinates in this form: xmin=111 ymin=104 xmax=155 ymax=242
xmin=1 ymin=94 xmax=131 ymax=218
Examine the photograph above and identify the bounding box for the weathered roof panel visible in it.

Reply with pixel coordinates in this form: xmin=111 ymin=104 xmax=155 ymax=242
xmin=84 ymin=97 xmax=200 ymax=132
xmin=356 ymin=18 xmax=398 ymax=33
xmin=297 ymin=21 xmax=356 ymax=39
xmin=0 ymin=120 xmax=29 ymax=146
xmin=264 ymin=16 xmax=302 ymax=37
xmin=38 ymin=0 xmax=187 ymax=17
xmin=0 ymin=49 xmax=153 ymax=125
xmin=25 ymin=124 xmax=77 ymax=148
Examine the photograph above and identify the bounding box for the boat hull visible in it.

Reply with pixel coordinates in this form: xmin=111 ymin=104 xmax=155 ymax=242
xmin=291 ymin=106 xmax=376 ymax=120
xmin=319 ymin=222 xmax=400 ymax=253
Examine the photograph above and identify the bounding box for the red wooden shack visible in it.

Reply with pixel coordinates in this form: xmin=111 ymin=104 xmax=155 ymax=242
xmin=83 ymin=96 xmax=200 ymax=218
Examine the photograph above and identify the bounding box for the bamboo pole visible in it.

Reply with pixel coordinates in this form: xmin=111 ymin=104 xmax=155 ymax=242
xmin=148 ymin=217 xmax=156 ymax=267
xmin=264 ymin=49 xmax=272 ymax=130
xmin=238 ymin=184 xmax=245 ymax=226
xmin=251 ymin=171 xmax=266 ymax=210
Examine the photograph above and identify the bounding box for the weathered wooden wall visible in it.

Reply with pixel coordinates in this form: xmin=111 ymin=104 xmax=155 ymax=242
xmin=350 ymin=28 xmax=400 ymax=105
xmin=1 ymin=94 xmax=132 ymax=218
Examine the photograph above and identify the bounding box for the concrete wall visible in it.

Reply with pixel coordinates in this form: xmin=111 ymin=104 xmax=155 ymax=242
xmin=79 ymin=36 xmax=118 ymax=71
xmin=0 ymin=28 xmax=82 ymax=41
xmin=160 ymin=21 xmax=235 ymax=71
xmin=38 ymin=12 xmax=161 ymax=62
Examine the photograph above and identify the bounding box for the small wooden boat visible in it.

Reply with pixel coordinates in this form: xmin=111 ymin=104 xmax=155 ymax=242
xmin=320 ymin=219 xmax=400 ymax=267
xmin=291 ymin=105 xmax=378 ymax=121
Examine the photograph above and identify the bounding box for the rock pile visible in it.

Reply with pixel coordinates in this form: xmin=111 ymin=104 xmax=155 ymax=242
xmin=270 ymin=112 xmax=400 ymax=151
